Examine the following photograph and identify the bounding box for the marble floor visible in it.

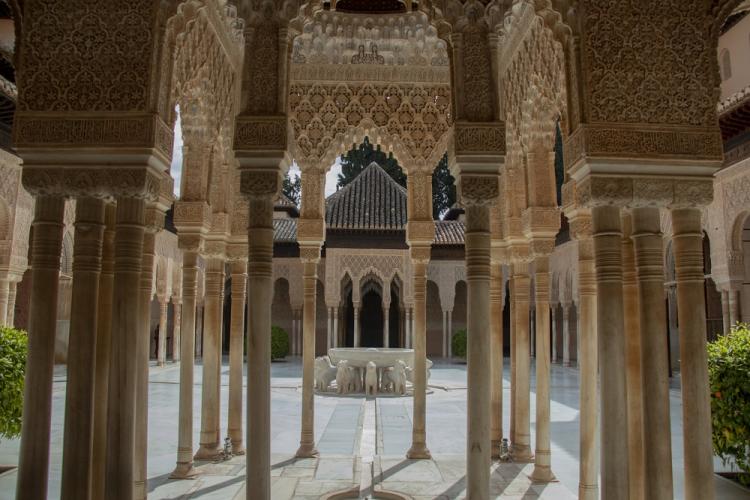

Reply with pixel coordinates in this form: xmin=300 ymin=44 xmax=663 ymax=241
xmin=0 ymin=358 xmax=748 ymax=499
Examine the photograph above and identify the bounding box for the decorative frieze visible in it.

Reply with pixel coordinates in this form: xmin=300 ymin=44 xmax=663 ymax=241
xmin=22 ymin=167 xmax=161 ymax=200
xmin=574 ymin=176 xmax=714 ymax=209
xmin=454 ymin=122 xmax=506 ymax=156
xmin=234 ymin=116 xmax=288 ymax=151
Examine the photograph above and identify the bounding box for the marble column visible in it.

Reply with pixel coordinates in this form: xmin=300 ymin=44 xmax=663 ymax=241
xmin=573 ymin=219 xmax=599 ymax=500
xmin=510 ymin=263 xmax=533 ymax=461
xmin=229 ymin=261 xmax=247 ymax=455
xmin=195 ymin=256 xmax=225 ymax=460
xmin=631 ymin=207 xmax=672 ymax=499
xmin=442 ymin=310 xmax=448 ymax=357
xmin=383 ymin=305 xmax=390 ymax=348
xmin=92 ymin=202 xmax=115 ymax=500
xmin=6 ymin=280 xmax=16 ymax=326
xmin=728 ymin=287 xmax=741 ymax=328
xmin=591 ymin=205 xmax=629 ymax=500
xmin=245 ymin=187 xmax=275 ymax=500
xmin=561 ymin=303 xmax=571 ymax=366
xmin=172 ymin=299 xmax=182 ymax=362
xmin=327 ymin=307 xmax=333 ymax=350
xmin=531 ymin=256 xmax=555 ymax=482
xmin=447 ymin=310 xmax=453 ymax=358
xmin=333 ymin=307 xmax=339 ymax=348
xmin=550 ymin=304 xmax=558 ymax=363
xmin=671 ymin=208 xmax=715 ymax=500
xmin=407 ymin=252 xmax=431 ymax=459
xmin=105 ymin=197 xmax=146 ymax=500
xmin=622 ymin=213 xmax=644 ymax=500
xmin=353 ymin=304 xmax=361 ymax=347
xmin=721 ymin=290 xmax=730 ymax=335
xmin=157 ymin=297 xmax=169 ymax=366
xmin=464 ymin=205 xmax=492 ymax=497
xmin=509 ymin=274 xmax=517 ymax=448
xmin=0 ymin=277 xmax=8 ymax=326
xmin=135 ymin=227 xmax=158 ymax=500
xmin=405 ymin=308 xmax=412 ymax=348
xmin=297 ymin=247 xmax=321 ymax=458
xmin=60 ymin=198 xmax=105 ymax=500
xmin=171 ymin=250 xmax=200 ymax=478
xmin=490 ymin=261 xmax=504 ymax=459
xmin=15 ymin=196 xmax=65 ymax=500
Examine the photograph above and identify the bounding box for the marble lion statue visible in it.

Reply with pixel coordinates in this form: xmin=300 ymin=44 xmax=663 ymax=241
xmin=405 ymin=358 xmax=433 ymax=384
xmin=335 ymin=360 xmax=352 ymax=394
xmin=364 ymin=361 xmax=378 ymax=396
xmin=314 ymin=355 xmax=337 ymax=392
xmin=382 ymin=360 xmax=407 ymax=395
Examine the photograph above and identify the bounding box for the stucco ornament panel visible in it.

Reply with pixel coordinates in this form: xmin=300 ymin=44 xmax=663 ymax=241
xmin=325 ymin=249 xmax=411 ymax=306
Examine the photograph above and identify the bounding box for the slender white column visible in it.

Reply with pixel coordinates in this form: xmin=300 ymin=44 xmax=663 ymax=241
xmin=447 ymin=310 xmax=453 ymax=358
xmin=490 ymin=262 xmax=504 ymax=458
xmin=407 ymin=255 xmax=431 ymax=460
xmin=157 ymin=298 xmax=169 ymax=366
xmin=92 ymin=203 xmax=115 ymax=500
xmin=105 ymin=197 xmax=146 ymax=500
xmin=531 ymin=256 xmax=555 ymax=483
xmin=671 ymin=208 xmax=714 ymax=500
xmin=353 ymin=304 xmax=361 ymax=347
xmin=229 ymin=261 xmax=247 ymax=455
xmin=327 ymin=307 xmax=333 ymax=350
xmin=728 ymin=287 xmax=741 ymax=327
xmin=6 ymin=280 xmax=16 ymax=326
xmin=383 ymin=306 xmax=390 ymax=348
xmin=550 ymin=305 xmax=558 ymax=363
xmin=297 ymin=248 xmax=321 ymax=458
xmin=134 ymin=227 xmax=158 ymax=500
xmin=172 ymin=299 xmax=182 ymax=362
xmin=510 ymin=263 xmax=533 ymax=461
xmin=464 ymin=204 xmax=492 ymax=497
xmin=592 ymin=205 xmax=629 ymax=500
xmin=0 ymin=277 xmax=8 ymax=326
xmin=721 ymin=290 xmax=730 ymax=334
xmin=195 ymin=257 xmax=225 ymax=460
xmin=171 ymin=250 xmax=199 ymax=478
xmin=60 ymin=198 xmax=105 ymax=500
xmin=631 ymin=207 xmax=672 ymax=500
xmin=333 ymin=307 xmax=339 ymax=348
xmin=442 ymin=310 xmax=448 ymax=357
xmin=15 ymin=196 xmax=65 ymax=500
xmin=561 ymin=303 xmax=571 ymax=366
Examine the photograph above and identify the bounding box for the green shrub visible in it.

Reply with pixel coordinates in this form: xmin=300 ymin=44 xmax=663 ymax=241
xmin=0 ymin=327 xmax=28 ymax=440
xmin=708 ymin=323 xmax=750 ymax=485
xmin=271 ymin=325 xmax=290 ymax=361
xmin=452 ymin=329 xmax=467 ymax=359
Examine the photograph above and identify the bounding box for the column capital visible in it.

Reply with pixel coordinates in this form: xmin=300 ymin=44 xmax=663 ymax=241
xmin=299 ymin=244 xmax=322 ymax=264
xmin=409 ymin=244 xmax=432 ymax=265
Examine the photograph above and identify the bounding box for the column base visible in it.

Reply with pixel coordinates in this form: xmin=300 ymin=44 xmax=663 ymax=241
xmin=170 ymin=462 xmax=199 ymax=479
xmin=295 ymin=443 xmax=319 ymax=458
xmin=231 ymin=440 xmax=245 ymax=456
xmin=511 ymin=444 xmax=534 ymax=463
xmin=193 ymin=444 xmax=222 ymax=461
xmin=529 ymin=465 xmax=557 ymax=483
xmin=578 ymin=483 xmax=598 ymax=500
xmin=406 ymin=443 xmax=432 ymax=460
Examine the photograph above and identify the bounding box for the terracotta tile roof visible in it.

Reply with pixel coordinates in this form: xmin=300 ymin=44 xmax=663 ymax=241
xmin=325 ymin=162 xmax=407 ymax=230
xmin=273 ymin=218 xmax=297 ymax=243
xmin=434 ymin=220 xmax=465 ymax=245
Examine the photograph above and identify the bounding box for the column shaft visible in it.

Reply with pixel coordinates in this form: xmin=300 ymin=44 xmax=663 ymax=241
xmin=592 ymin=205 xmax=629 ymax=500
xmin=442 ymin=310 xmax=447 ymax=357
xmin=447 ymin=310 xmax=453 ymax=358
xmin=246 ymin=195 xmax=274 ymax=500
xmin=383 ymin=307 xmax=390 ymax=348
xmin=577 ymin=239 xmax=599 ymax=500
xmin=6 ymin=280 xmax=16 ymax=326
xmin=333 ymin=308 xmax=339 ymax=348
xmin=622 ymin=213 xmax=644 ymax=500
xmin=92 ymin=203 xmax=115 ymax=500
xmin=728 ymin=288 xmax=740 ymax=327
xmin=490 ymin=262 xmax=504 ymax=458
xmin=531 ymin=256 xmax=555 ymax=482
xmin=297 ymin=254 xmax=320 ymax=458
xmin=465 ymin=205 xmax=491 ymax=497
xmin=327 ymin=307 xmax=333 ymax=350
xmin=171 ymin=251 xmax=199 ymax=478
xmin=104 ymin=197 xmax=146 ymax=500
xmin=172 ymin=300 xmax=182 ymax=362
xmin=157 ymin=299 xmax=169 ymax=366
xmin=60 ymin=198 xmax=105 ymax=500
xmin=134 ymin=230 xmax=157 ymax=500
xmin=353 ymin=306 xmax=361 ymax=347
xmin=407 ymin=258 xmax=431 ymax=459
xmin=631 ymin=207 xmax=672 ymax=500
xmin=0 ymin=278 xmax=8 ymax=326
xmin=721 ymin=290 xmax=730 ymax=335
xmin=15 ymin=196 xmax=65 ymax=500
xmin=671 ymin=208 xmax=714 ymax=500
xmin=510 ymin=265 xmax=532 ymax=461
xmin=550 ymin=307 xmax=557 ymax=363
xmin=195 ymin=257 xmax=225 ymax=459
xmin=229 ymin=261 xmax=247 ymax=455
xmin=562 ymin=305 xmax=571 ymax=366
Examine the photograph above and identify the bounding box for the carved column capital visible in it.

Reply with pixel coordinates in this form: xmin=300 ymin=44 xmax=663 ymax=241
xmin=459 ymin=174 xmax=500 ymax=207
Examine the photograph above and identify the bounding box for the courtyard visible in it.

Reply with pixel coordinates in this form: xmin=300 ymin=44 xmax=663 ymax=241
xmin=0 ymin=359 xmax=746 ymax=500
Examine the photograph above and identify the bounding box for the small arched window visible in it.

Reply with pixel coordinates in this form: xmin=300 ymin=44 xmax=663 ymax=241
xmin=721 ymin=49 xmax=732 ymax=81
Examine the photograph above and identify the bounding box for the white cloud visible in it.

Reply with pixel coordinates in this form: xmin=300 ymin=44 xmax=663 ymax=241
xmin=170 ymin=108 xmax=183 ymax=198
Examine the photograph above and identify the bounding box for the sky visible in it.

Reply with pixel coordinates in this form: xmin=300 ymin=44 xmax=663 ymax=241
xmin=170 ymin=106 xmax=342 ymax=200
